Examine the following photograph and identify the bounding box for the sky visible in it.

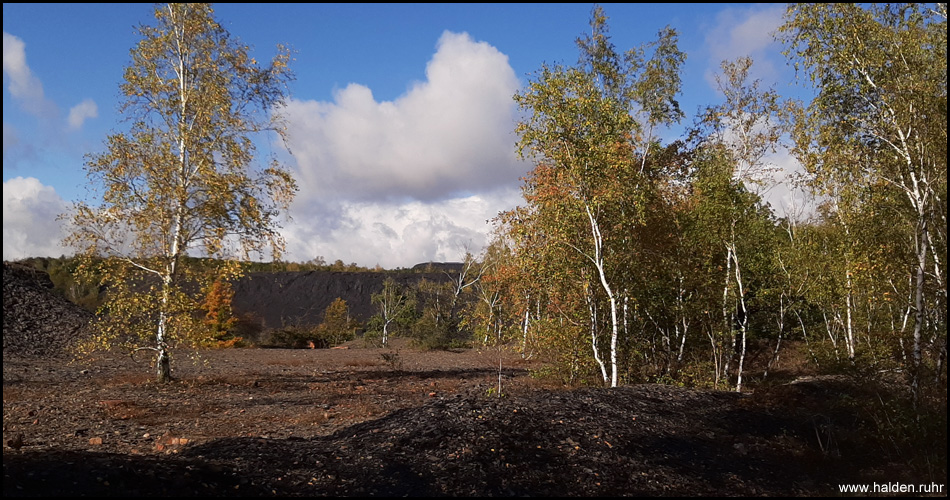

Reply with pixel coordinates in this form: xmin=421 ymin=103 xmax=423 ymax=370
xmin=3 ymin=3 xmax=808 ymax=269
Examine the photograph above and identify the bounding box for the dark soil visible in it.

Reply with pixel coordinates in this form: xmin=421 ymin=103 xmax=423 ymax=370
xmin=3 ymin=262 xmax=946 ymax=496
xmin=5 ymin=342 xmax=946 ymax=497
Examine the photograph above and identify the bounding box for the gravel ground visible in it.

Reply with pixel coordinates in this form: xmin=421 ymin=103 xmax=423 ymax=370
xmin=4 ymin=261 xmax=945 ymax=497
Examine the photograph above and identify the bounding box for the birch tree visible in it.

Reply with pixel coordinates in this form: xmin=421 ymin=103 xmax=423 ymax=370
xmin=513 ymin=5 xmax=685 ymax=387
xmin=64 ymin=3 xmax=297 ymax=382
xmin=779 ymin=3 xmax=947 ymax=396
xmin=371 ymin=277 xmax=414 ymax=346
xmin=695 ymin=57 xmax=785 ymax=392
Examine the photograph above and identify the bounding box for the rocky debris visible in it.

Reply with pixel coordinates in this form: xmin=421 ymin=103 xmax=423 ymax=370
xmin=182 ymin=384 xmax=822 ymax=497
xmin=2 ymin=262 xmax=92 ymax=358
xmin=3 ymin=344 xmax=941 ymax=497
xmin=4 ymin=260 xmax=942 ymax=496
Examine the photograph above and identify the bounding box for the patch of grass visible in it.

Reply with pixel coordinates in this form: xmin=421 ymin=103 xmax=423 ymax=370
xmin=856 ymin=383 xmax=948 ymax=482
xmin=758 ymin=374 xmax=948 ymax=485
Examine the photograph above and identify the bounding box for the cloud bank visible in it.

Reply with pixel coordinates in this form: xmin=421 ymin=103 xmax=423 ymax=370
xmin=282 ymin=189 xmax=522 ymax=269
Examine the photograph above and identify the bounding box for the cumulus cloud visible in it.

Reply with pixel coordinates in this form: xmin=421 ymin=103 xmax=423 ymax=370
xmin=3 ymin=177 xmax=69 ymax=260
xmin=278 ymin=30 xmax=529 ymax=267
xmin=67 ymin=99 xmax=98 ymax=130
xmin=283 ymin=30 xmax=523 ymax=204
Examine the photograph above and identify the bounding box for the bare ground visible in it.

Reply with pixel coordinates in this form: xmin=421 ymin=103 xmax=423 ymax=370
xmin=4 ymin=337 xmax=946 ymax=497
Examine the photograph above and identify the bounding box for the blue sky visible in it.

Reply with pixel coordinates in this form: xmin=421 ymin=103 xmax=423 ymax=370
xmin=3 ymin=3 xmax=804 ymax=268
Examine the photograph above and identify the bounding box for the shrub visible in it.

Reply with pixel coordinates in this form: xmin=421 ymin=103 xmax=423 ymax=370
xmin=317 ymin=298 xmax=358 ymax=346
xmin=261 ymin=299 xmax=359 ymax=349
xmin=409 ymin=315 xmax=450 ymax=350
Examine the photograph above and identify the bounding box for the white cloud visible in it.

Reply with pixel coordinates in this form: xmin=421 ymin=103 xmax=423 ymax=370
xmin=283 ymin=30 xmax=523 ymax=204
xmin=277 ymin=30 xmax=529 ymax=267
xmin=758 ymin=149 xmax=814 ymax=221
xmin=700 ymin=6 xmax=815 ymax=221
xmin=67 ymin=99 xmax=98 ymax=130
xmin=2 ymin=31 xmax=57 ymax=121
xmin=703 ymin=5 xmax=786 ymax=88
xmin=2 ymin=177 xmax=69 ymax=260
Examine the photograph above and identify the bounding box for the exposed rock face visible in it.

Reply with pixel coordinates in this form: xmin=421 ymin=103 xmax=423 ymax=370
xmin=230 ymin=270 xmax=454 ymax=329
xmin=3 ymin=262 xmax=93 ymax=358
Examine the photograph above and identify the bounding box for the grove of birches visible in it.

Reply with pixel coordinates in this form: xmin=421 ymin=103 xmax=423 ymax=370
xmin=26 ymin=4 xmax=946 ymax=414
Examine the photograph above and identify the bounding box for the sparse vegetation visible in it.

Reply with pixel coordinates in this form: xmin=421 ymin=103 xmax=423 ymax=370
xmin=3 ymin=2 xmax=945 ymax=496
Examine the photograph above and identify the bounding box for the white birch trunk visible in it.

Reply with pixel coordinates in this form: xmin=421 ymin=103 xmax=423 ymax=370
xmin=587 ymin=287 xmax=609 ymax=385
xmin=732 ymin=243 xmax=749 ymax=393
xmin=521 ymin=293 xmax=530 ymax=359
xmin=585 ymin=204 xmax=620 ymax=387
xmin=721 ymin=245 xmax=733 ymax=383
